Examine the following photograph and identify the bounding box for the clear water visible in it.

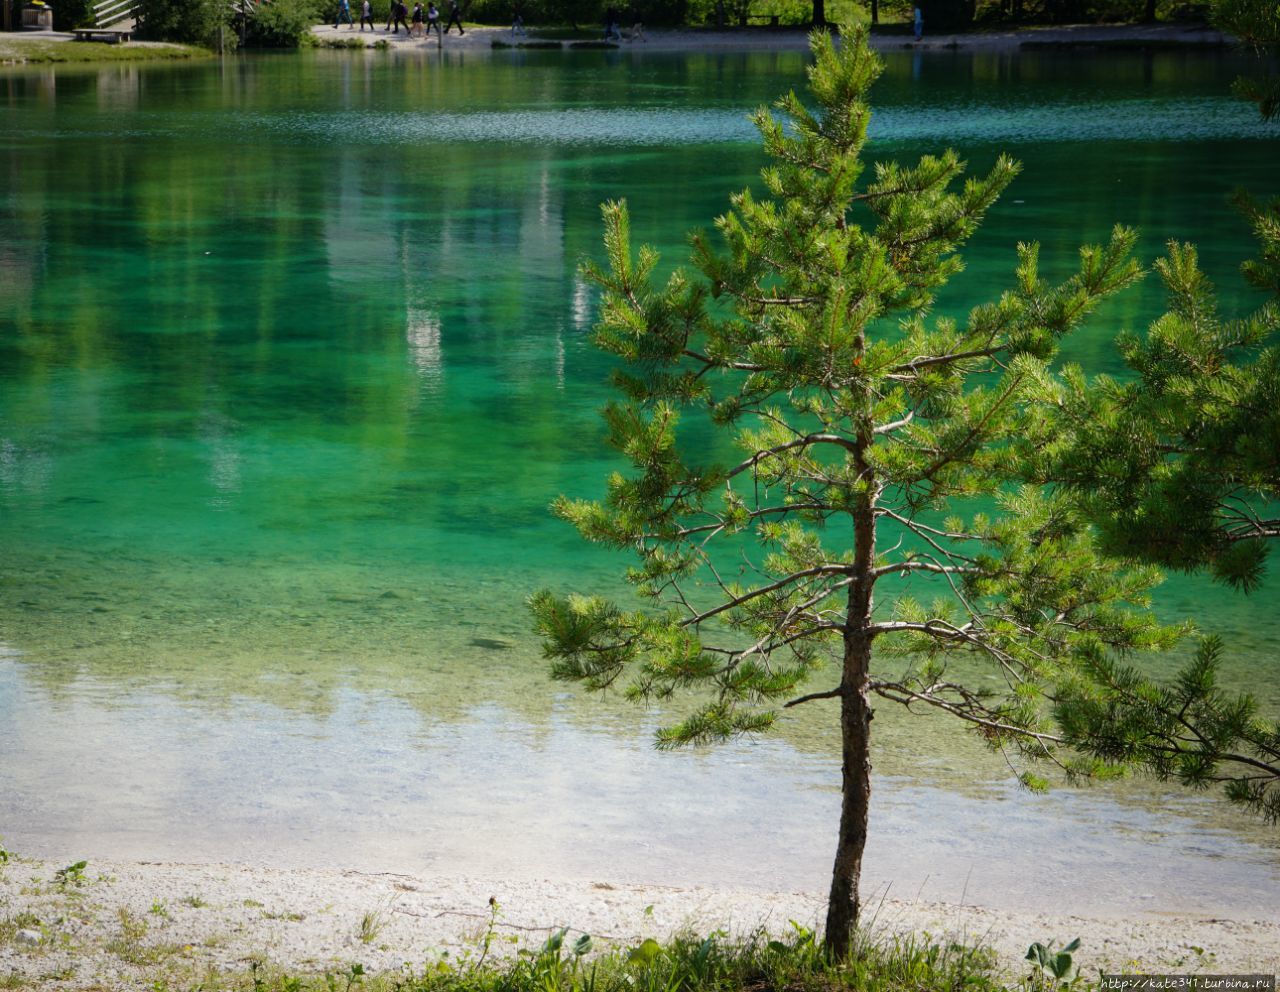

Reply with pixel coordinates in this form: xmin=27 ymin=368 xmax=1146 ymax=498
xmin=1 ymin=47 xmax=1278 ymax=917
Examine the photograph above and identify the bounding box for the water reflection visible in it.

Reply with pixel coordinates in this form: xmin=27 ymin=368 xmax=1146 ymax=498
xmin=406 ymin=306 xmax=444 ymax=387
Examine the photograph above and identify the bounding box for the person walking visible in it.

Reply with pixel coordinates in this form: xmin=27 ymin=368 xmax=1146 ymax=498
xmin=511 ymin=6 xmax=526 ymax=34
xmin=627 ymin=1 xmax=644 ymax=39
xmin=359 ymin=0 xmax=373 ymax=28
xmin=334 ymin=0 xmax=354 ymax=28
xmin=389 ymin=0 xmax=410 ymax=33
xmin=410 ymin=1 xmax=423 ymax=35
xmin=913 ymin=5 xmax=923 ymax=40
xmin=443 ymin=0 xmax=463 ymax=33
xmin=602 ymin=5 xmax=620 ymax=39
xmin=426 ymin=1 xmax=441 ymax=37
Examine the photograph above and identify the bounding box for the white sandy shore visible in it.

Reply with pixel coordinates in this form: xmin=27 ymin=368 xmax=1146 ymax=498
xmin=308 ymin=21 xmax=1230 ymax=52
xmin=2 ymin=858 xmax=1276 ymax=988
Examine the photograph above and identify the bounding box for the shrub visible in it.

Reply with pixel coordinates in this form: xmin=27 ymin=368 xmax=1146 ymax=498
xmin=137 ymin=0 xmax=230 ymax=44
xmin=245 ymin=0 xmax=321 ymax=46
xmin=53 ymin=0 xmax=95 ymax=31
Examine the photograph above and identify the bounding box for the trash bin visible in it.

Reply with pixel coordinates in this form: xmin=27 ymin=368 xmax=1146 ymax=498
xmin=22 ymin=1 xmax=54 ymax=28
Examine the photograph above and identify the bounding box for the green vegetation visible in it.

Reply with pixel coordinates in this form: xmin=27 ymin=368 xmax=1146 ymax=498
xmin=248 ymin=0 xmax=325 ymax=46
xmin=531 ymin=25 xmax=1195 ymax=956
xmin=359 ymin=908 xmax=388 ymax=945
xmin=137 ymin=0 xmax=232 ymax=45
xmin=1213 ymin=0 xmax=1280 ymax=119
xmin=51 ymin=0 xmax=95 ymax=30
xmin=151 ymin=926 xmax=1016 ymax=992
xmin=0 ymin=36 xmax=211 ymax=64
xmin=1052 ymin=208 xmax=1280 ymax=593
xmin=1048 ymin=196 xmax=1280 ymax=822
xmin=51 ymin=861 xmax=87 ymax=891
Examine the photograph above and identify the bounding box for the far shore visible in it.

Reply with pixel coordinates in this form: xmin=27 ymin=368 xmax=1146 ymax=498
xmin=0 ymin=20 xmax=1233 ymax=66
xmin=308 ymin=20 xmax=1232 ymax=52
xmin=1 ymin=857 xmax=1276 ymax=989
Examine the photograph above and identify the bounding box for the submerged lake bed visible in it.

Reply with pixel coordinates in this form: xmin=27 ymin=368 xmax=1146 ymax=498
xmin=1 ymin=44 xmax=1279 ymax=922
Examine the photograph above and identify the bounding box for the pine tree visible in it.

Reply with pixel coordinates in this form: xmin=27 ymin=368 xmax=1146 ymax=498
xmin=1047 ymin=200 xmax=1280 ymax=592
xmin=1213 ymin=0 xmax=1280 ymax=121
xmin=1054 ymin=637 xmax=1280 ymax=823
xmin=530 ymin=28 xmax=1180 ymax=956
xmin=1043 ymin=198 xmax=1280 ymax=825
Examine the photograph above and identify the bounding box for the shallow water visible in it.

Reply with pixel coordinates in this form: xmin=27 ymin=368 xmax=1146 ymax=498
xmin=1 ymin=46 xmax=1278 ymax=917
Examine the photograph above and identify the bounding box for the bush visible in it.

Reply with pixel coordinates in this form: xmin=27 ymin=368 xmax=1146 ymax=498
xmin=53 ymin=0 xmax=95 ymax=31
xmin=244 ymin=0 xmax=321 ymax=46
xmin=137 ymin=0 xmax=230 ymax=44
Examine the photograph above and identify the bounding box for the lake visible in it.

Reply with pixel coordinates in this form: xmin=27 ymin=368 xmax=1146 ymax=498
xmin=0 ymin=43 xmax=1278 ymax=917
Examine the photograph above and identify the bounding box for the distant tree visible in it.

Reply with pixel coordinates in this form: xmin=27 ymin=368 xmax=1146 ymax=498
xmin=1213 ymin=0 xmax=1280 ymax=120
xmin=52 ymin=0 xmax=95 ymax=31
xmin=137 ymin=0 xmax=231 ymax=44
xmin=244 ymin=0 xmax=321 ymax=46
xmin=542 ymin=0 xmax=601 ymax=29
xmin=531 ymin=27 xmax=1182 ymax=957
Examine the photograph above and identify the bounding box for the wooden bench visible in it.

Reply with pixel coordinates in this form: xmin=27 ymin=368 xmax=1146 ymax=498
xmin=73 ymin=27 xmax=133 ymax=42
xmin=746 ymin=12 xmax=780 ymax=25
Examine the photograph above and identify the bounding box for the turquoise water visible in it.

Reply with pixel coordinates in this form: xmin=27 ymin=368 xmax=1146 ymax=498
xmin=1 ymin=47 xmax=1278 ymax=916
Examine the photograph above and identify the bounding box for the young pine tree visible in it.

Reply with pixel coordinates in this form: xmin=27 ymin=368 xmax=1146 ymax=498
xmin=530 ymin=28 xmax=1179 ymax=957
xmin=1044 ymin=199 xmax=1280 ymax=822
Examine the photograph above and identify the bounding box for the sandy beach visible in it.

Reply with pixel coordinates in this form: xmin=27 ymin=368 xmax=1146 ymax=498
xmin=307 ymin=20 xmax=1231 ymax=52
xmin=1 ymin=857 xmax=1277 ymax=988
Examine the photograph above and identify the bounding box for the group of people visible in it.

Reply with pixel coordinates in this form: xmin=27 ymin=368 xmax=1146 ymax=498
xmin=333 ymin=0 xmax=465 ymax=34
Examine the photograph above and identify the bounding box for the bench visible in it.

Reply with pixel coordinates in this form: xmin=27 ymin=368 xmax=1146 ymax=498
xmin=746 ymin=12 xmax=780 ymax=25
xmin=73 ymin=27 xmax=133 ymax=42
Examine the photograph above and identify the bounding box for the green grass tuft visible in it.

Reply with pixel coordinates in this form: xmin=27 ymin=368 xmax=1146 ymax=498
xmin=146 ymin=926 xmax=1012 ymax=992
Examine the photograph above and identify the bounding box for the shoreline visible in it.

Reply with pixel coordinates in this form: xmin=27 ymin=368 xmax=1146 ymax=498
xmin=0 ymin=22 xmax=1233 ymax=66
xmin=0 ymin=34 xmax=210 ymax=64
xmin=309 ymin=21 xmax=1232 ymax=52
xmin=1 ymin=857 xmax=1276 ymax=988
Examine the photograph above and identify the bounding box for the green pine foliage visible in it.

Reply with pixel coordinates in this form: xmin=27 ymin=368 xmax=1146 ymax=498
xmin=1055 ymin=637 xmax=1280 ymax=822
xmin=1213 ymin=0 xmax=1280 ymax=120
xmin=531 ymin=27 xmax=1188 ymax=951
xmin=1042 ymin=195 xmax=1280 ymax=826
xmin=1047 ymin=200 xmax=1280 ymax=592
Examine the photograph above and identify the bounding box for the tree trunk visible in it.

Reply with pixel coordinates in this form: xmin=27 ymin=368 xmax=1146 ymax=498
xmin=824 ymin=643 xmax=873 ymax=958
xmin=1143 ymin=0 xmax=1156 ymax=22
xmin=869 ymin=0 xmax=878 ymax=25
xmin=824 ymin=479 xmax=876 ymax=959
xmin=811 ymin=0 xmax=825 ymax=26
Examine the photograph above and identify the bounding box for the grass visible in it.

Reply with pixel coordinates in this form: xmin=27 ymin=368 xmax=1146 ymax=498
xmin=357 ymin=908 xmax=386 ymax=944
xmin=141 ymin=925 xmax=1025 ymax=992
xmin=0 ymin=37 xmax=212 ymax=65
xmin=104 ymin=908 xmax=185 ymax=967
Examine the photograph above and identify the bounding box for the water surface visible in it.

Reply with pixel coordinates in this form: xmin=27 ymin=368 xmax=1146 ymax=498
xmin=1 ymin=46 xmax=1278 ymax=918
